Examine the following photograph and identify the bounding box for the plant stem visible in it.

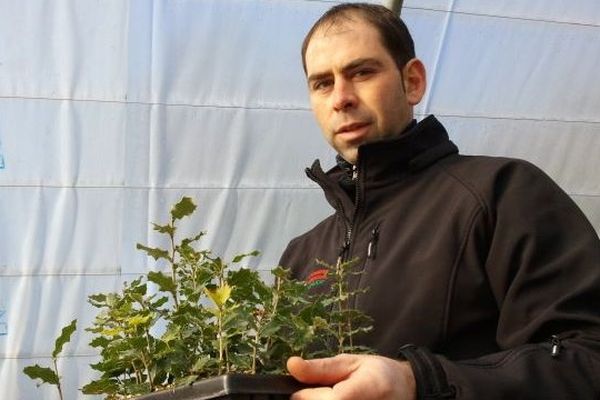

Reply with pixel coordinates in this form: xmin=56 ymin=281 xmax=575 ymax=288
xmin=218 ymin=309 xmax=224 ymax=375
xmin=140 ymin=352 xmax=154 ymax=391
xmin=251 ymin=336 xmax=258 ymax=374
xmin=251 ymin=311 xmax=264 ymax=374
xmin=168 ymin=223 xmax=180 ymax=310
xmin=132 ymin=362 xmax=142 ymax=384
xmin=52 ymin=358 xmax=64 ymax=400
xmin=336 ymin=259 xmax=344 ymax=353
xmin=264 ymin=276 xmax=281 ymax=355
xmin=216 ymin=261 xmax=227 ymax=374
xmin=348 ymin=317 xmax=353 ymax=350
xmin=144 ymin=327 xmax=155 ymax=386
xmin=225 ymin=343 xmax=231 ymax=373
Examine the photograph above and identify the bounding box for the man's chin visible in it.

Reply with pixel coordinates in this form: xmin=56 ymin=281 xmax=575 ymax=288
xmin=338 ymin=149 xmax=359 ymax=165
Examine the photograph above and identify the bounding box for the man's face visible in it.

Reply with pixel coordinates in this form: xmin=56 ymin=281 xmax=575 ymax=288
xmin=305 ymin=17 xmax=416 ymax=164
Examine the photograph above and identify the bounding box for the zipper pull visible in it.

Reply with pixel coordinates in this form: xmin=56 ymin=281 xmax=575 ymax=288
xmin=550 ymin=335 xmax=561 ymax=357
xmin=352 ymin=165 xmax=358 ymax=180
xmin=367 ymin=224 xmax=380 ymax=259
xmin=338 ymin=235 xmax=351 ymax=260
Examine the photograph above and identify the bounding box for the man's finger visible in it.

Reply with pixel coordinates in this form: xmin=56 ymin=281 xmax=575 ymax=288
xmin=290 ymin=387 xmax=335 ymax=400
xmin=287 ymin=355 xmax=357 ymax=385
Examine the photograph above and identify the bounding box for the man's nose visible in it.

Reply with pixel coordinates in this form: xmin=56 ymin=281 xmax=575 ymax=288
xmin=332 ymin=80 xmax=358 ymax=111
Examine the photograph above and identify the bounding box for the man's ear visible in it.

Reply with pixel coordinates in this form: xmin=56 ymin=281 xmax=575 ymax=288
xmin=402 ymin=58 xmax=427 ymax=106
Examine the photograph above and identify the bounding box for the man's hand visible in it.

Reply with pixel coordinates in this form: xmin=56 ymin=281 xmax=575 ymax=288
xmin=287 ymin=354 xmax=416 ymax=400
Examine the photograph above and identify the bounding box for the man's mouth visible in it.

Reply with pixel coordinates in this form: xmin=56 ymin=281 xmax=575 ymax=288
xmin=336 ymin=122 xmax=371 ymax=135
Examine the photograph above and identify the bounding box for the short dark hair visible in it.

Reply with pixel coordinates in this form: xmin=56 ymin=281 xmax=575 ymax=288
xmin=301 ymin=3 xmax=415 ymax=74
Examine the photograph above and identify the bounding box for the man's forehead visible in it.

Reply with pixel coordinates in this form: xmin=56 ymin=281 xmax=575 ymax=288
xmin=312 ymin=18 xmax=357 ymax=38
xmin=311 ymin=11 xmax=371 ymax=39
xmin=305 ymin=18 xmax=385 ymax=74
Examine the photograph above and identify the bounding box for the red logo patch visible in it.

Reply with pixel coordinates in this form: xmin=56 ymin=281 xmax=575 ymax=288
xmin=306 ymin=268 xmax=328 ymax=288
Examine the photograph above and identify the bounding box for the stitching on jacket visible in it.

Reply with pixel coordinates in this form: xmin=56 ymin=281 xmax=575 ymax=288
xmin=440 ymin=164 xmax=490 ymax=217
xmin=441 ymin=205 xmax=483 ymax=344
xmin=435 ymin=162 xmax=491 ymax=347
xmin=457 ymin=344 xmax=539 ymax=369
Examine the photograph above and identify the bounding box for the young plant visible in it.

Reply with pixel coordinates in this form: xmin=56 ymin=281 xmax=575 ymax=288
xmin=24 ymin=196 xmax=373 ymax=399
xmin=82 ymin=278 xmax=169 ymax=397
xmin=318 ymin=258 xmax=373 ymax=354
xmin=23 ymin=319 xmax=77 ymax=400
xmin=80 ymin=197 xmax=347 ymax=398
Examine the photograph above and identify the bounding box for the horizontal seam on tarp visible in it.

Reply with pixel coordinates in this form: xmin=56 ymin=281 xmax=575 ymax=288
xmin=433 ymin=113 xmax=600 ymax=125
xmin=0 ymin=270 xmax=276 ymax=278
xmin=1 ymin=353 xmax=99 ymax=360
xmin=0 ymin=272 xmax=137 ymax=277
xmin=0 ymin=185 xmax=599 ymax=196
xmin=0 ymin=95 xmax=312 ymax=112
xmin=412 ymin=7 xmax=600 ymax=28
xmin=0 ymin=184 xmax=322 ymax=189
xmin=300 ymin=1 xmax=600 ymax=28
xmin=1 ymin=95 xmax=599 ymax=125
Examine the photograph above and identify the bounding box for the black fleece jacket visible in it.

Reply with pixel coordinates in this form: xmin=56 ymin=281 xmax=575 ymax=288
xmin=279 ymin=115 xmax=600 ymax=399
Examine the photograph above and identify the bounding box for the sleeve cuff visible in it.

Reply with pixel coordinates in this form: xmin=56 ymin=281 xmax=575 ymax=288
xmin=398 ymin=344 xmax=456 ymax=399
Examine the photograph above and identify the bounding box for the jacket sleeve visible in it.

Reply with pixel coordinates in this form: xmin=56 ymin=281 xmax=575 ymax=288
xmin=401 ymin=160 xmax=600 ymax=399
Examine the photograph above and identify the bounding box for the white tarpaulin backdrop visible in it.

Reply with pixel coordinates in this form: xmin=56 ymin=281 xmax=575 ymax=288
xmin=0 ymin=0 xmax=599 ymax=398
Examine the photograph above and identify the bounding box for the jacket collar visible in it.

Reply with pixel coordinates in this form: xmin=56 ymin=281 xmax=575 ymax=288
xmin=355 ymin=115 xmax=457 ymax=183
xmin=306 ymin=115 xmax=459 ymax=214
xmin=309 ymin=115 xmax=458 ymax=185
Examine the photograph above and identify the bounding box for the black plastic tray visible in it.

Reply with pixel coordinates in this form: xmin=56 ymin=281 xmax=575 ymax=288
xmin=138 ymin=374 xmax=307 ymax=400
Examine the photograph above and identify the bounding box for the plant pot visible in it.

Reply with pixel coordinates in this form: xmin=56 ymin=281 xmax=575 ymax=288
xmin=137 ymin=374 xmax=308 ymax=400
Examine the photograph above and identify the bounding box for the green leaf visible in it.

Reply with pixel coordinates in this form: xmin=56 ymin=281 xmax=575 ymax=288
xmin=171 ymin=197 xmax=197 ymax=220
xmin=161 ymin=324 xmax=180 ymax=343
xmin=192 ymin=355 xmax=211 ymax=371
xmin=179 ymin=231 xmax=206 ymax=249
xmin=232 ymin=250 xmax=260 ymax=263
xmin=148 ymin=271 xmax=177 ymax=293
xmin=100 ymin=327 xmax=124 ymax=337
xmin=89 ymin=336 xmax=111 ymax=349
xmin=81 ymin=379 xmax=119 ymax=394
xmin=175 ymin=375 xmax=199 ymax=387
xmin=126 ymin=314 xmax=151 ymax=327
xmin=260 ymin=321 xmax=281 ymax=337
xmin=271 ymin=266 xmax=291 ymax=279
xmin=105 ymin=293 xmax=119 ymax=307
xmin=228 ymin=268 xmax=265 ymax=303
xmin=223 ymin=310 xmax=249 ymax=332
xmin=136 ymin=243 xmax=170 ymax=261
xmin=23 ymin=365 xmax=59 ymax=385
xmin=52 ymin=319 xmax=77 ymax=358
xmin=88 ymin=293 xmax=107 ymax=306
xmin=152 ymin=222 xmax=175 ymax=235
xmin=152 ymin=296 xmax=169 ymax=309
xmin=127 ymin=336 xmax=149 ymax=351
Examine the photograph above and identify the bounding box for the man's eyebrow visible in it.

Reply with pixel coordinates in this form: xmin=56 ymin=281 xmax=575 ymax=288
xmin=342 ymin=58 xmax=383 ymax=73
xmin=307 ymin=71 xmax=331 ymax=85
xmin=307 ymin=58 xmax=383 ymax=84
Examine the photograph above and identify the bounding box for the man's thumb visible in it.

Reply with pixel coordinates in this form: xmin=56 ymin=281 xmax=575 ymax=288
xmin=287 ymin=355 xmax=356 ymax=385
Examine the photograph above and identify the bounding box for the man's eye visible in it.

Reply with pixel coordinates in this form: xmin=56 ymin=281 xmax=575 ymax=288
xmin=354 ymin=69 xmax=374 ymax=78
xmin=313 ymin=80 xmax=333 ymax=91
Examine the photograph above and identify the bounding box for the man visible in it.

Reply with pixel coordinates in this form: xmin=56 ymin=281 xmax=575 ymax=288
xmin=279 ymin=3 xmax=600 ymax=399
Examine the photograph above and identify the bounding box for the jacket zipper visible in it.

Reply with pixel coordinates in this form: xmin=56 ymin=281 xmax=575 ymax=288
xmin=550 ymin=335 xmax=561 ymax=357
xmin=305 ymin=166 xmax=355 ymax=264
xmin=337 ymin=228 xmax=352 ymax=264
xmin=367 ymin=223 xmax=380 ymax=259
xmin=548 ymin=331 xmax=580 ymax=357
xmin=346 ymin=163 xmax=363 ymax=263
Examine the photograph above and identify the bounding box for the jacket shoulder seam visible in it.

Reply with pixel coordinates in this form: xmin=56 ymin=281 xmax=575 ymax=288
xmin=439 ymin=165 xmax=490 ymax=218
xmin=441 ymin=204 xmax=484 ymax=345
